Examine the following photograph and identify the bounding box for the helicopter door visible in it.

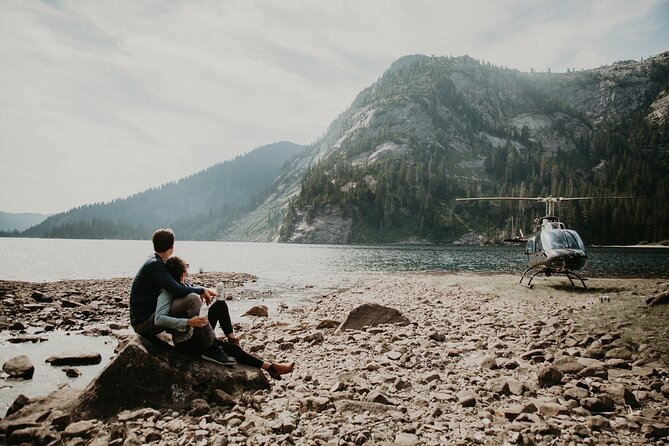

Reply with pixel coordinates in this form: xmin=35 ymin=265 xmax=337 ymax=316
xmin=526 ymin=235 xmax=544 ymax=267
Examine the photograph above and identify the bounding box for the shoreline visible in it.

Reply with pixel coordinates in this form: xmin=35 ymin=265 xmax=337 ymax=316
xmin=1 ymin=272 xmax=668 ymax=444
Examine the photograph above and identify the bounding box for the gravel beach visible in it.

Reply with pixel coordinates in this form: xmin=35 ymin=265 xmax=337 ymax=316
xmin=1 ymin=272 xmax=668 ymax=445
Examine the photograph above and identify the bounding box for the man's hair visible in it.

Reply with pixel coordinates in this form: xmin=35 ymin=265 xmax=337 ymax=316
xmin=165 ymin=256 xmax=188 ymax=282
xmin=152 ymin=228 xmax=175 ymax=253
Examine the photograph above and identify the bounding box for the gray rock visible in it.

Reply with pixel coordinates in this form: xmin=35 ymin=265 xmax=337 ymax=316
xmin=300 ymin=397 xmax=332 ymax=412
xmin=366 ymin=390 xmax=392 ymax=405
xmin=189 ymin=399 xmax=210 ymax=416
xmin=316 ymin=319 xmax=340 ymax=329
xmin=7 ymin=426 xmax=59 ymax=445
xmin=62 ymin=419 xmax=97 ymax=438
xmin=537 ymin=366 xmax=563 ymax=387
xmin=502 ymin=403 xmax=537 ymax=421
xmin=605 ymin=347 xmax=633 ymax=360
xmin=661 ymin=383 xmax=669 ymax=398
xmin=45 ymin=352 xmax=102 ymax=366
xmin=564 ymin=387 xmax=588 ymax=400
xmin=479 ymin=356 xmax=498 ymax=370
xmin=587 ymin=415 xmax=611 ymax=431
xmin=6 ymin=394 xmax=30 ymax=417
xmin=573 ymin=424 xmax=590 ymax=437
xmin=582 ymin=347 xmax=605 ymax=359
xmin=428 ymin=331 xmax=446 ymax=342
xmin=338 ymin=303 xmax=409 ymax=331
xmin=578 ymin=365 xmax=608 ymax=379
xmin=457 ymin=390 xmax=477 ymax=407
xmin=581 ymin=396 xmax=615 ymax=413
xmin=394 ymin=432 xmax=419 ymax=445
xmin=552 ymin=356 xmax=585 ymax=374
xmin=605 ymin=384 xmax=641 ymax=409
xmin=3 ymin=355 xmax=35 ymax=379
xmin=242 ymin=305 xmax=269 ymax=317
xmin=63 ymin=368 xmax=82 ymax=378
xmin=535 ymin=401 xmax=569 ymax=417
xmin=212 ymin=389 xmax=237 ymax=407
xmin=71 ymin=336 xmax=269 ymax=420
xmin=641 ymin=423 xmax=669 ymax=439
xmin=117 ymin=408 xmax=161 ymax=422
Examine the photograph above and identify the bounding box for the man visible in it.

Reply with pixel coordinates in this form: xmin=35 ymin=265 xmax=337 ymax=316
xmin=129 ymin=228 xmax=235 ymax=366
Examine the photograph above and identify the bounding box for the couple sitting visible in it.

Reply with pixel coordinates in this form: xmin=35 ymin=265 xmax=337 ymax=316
xmin=129 ymin=228 xmax=294 ymax=380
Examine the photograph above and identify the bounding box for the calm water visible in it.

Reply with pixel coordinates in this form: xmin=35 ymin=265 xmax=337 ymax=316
xmin=0 ymin=238 xmax=667 ymax=284
xmin=0 ymin=238 xmax=667 ymax=413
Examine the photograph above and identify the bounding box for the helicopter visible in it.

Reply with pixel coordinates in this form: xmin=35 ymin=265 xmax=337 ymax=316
xmin=455 ymin=196 xmax=627 ymax=289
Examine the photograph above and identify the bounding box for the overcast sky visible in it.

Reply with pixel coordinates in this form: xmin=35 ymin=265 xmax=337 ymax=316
xmin=1 ymin=0 xmax=667 ymax=214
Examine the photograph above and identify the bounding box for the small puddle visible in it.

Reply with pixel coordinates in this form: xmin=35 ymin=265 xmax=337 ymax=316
xmin=0 ymin=331 xmax=117 ymax=416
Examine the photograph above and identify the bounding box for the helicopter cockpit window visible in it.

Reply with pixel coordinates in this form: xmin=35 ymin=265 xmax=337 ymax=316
xmin=542 ymin=231 xmax=566 ymax=250
xmin=542 ymin=230 xmax=585 ymax=250
xmin=564 ymin=230 xmax=585 ymax=250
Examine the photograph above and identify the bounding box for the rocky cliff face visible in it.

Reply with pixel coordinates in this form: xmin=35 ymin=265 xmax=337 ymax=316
xmin=226 ymin=52 xmax=669 ymax=244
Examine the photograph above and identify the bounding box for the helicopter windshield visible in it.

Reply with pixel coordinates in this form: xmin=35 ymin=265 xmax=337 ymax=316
xmin=541 ymin=229 xmax=585 ymax=251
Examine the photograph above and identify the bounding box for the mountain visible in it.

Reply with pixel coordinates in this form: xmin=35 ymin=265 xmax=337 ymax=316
xmin=18 ymin=141 xmax=305 ymax=240
xmin=0 ymin=211 xmax=49 ymax=232
xmin=228 ymin=53 xmax=669 ymax=245
xmin=9 ymin=54 xmax=669 ymax=245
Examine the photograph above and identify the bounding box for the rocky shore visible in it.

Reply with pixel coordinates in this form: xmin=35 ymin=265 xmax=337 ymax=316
xmin=1 ymin=273 xmax=669 ymax=445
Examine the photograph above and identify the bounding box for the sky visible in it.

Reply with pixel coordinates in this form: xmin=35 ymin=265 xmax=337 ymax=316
xmin=1 ymin=0 xmax=668 ymax=214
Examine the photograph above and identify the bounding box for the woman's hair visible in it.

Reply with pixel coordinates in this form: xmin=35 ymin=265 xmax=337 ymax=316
xmin=165 ymin=256 xmax=188 ymax=282
xmin=152 ymin=228 xmax=175 ymax=253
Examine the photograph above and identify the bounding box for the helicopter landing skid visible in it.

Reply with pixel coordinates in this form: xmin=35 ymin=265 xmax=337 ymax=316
xmin=519 ymin=267 xmax=588 ymax=289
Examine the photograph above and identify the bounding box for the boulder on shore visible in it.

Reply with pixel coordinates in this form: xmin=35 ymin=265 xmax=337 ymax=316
xmin=338 ymin=303 xmax=410 ymax=331
xmin=0 ymin=335 xmax=270 ymax=429
xmin=243 ymin=305 xmax=269 ymax=317
xmin=70 ymin=336 xmax=270 ymax=420
xmin=3 ymin=355 xmax=35 ymax=379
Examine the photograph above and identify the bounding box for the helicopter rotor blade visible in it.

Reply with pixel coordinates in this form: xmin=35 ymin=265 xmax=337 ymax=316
xmin=455 ymin=197 xmax=543 ymax=202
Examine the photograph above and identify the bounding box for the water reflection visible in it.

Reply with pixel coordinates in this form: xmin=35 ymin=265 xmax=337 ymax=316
xmin=0 ymin=331 xmax=117 ymax=415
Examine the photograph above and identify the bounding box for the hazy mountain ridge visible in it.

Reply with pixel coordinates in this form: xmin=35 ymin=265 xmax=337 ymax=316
xmin=0 ymin=211 xmax=49 ymax=232
xmin=15 ymin=142 xmax=305 ymax=240
xmin=266 ymin=52 xmax=669 ymax=244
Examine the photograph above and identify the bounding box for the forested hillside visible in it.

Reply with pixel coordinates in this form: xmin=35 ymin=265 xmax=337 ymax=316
xmin=278 ymin=53 xmax=669 ymax=245
xmin=12 ymin=142 xmax=304 ymax=240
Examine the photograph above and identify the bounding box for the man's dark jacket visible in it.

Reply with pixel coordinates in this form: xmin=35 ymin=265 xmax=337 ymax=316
xmin=129 ymin=254 xmax=204 ymax=325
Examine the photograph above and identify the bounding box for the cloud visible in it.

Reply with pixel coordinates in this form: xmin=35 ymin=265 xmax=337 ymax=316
xmin=0 ymin=0 xmax=666 ymax=213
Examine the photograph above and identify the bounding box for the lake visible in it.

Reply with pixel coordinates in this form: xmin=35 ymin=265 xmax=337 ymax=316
xmin=1 ymin=238 xmax=667 ymax=285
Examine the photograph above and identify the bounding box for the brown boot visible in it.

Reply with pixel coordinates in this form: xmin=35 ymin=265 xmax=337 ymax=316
xmin=267 ymin=362 xmax=295 ymax=380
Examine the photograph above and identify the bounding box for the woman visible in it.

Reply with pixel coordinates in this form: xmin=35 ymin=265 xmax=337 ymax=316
xmin=158 ymin=256 xmax=294 ymax=380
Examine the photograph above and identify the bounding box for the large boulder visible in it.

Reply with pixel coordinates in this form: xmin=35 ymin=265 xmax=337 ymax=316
xmin=1 ymin=336 xmax=270 ymax=436
xmin=338 ymin=303 xmax=410 ymax=331
xmin=69 ymin=336 xmax=270 ymax=420
xmin=3 ymin=355 xmax=35 ymax=379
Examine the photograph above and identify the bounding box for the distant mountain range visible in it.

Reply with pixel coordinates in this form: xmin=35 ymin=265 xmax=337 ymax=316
xmin=10 ymin=141 xmax=305 ymax=240
xmin=4 ymin=52 xmax=669 ymax=244
xmin=0 ymin=211 xmax=49 ymax=232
